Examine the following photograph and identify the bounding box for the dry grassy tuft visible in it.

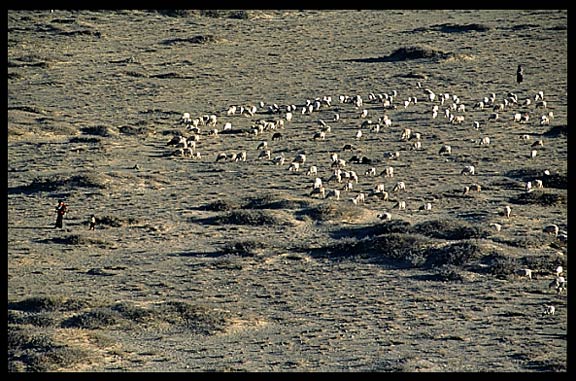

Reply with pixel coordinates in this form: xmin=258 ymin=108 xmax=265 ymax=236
xmin=200 ymin=199 xmax=241 ymax=212
xmin=411 ymin=219 xmax=490 ymax=240
xmin=8 ymin=326 xmax=90 ymax=372
xmin=8 ymin=296 xmax=92 ymax=313
xmin=60 ymin=308 xmax=122 ymax=329
xmin=302 ymin=202 xmax=369 ymax=223
xmin=509 ymin=190 xmax=566 ymax=206
xmin=214 ymin=210 xmax=282 ymax=226
xmin=542 ymin=125 xmax=567 ymax=138
xmin=220 ymin=239 xmax=266 ymax=256
xmin=423 ymin=241 xmax=483 ymax=267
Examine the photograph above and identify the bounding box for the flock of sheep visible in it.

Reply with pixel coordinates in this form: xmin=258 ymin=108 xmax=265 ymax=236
xmin=162 ymin=81 xmax=566 ymax=312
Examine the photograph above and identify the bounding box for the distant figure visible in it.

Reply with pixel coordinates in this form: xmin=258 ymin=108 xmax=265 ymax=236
xmin=89 ymin=215 xmax=96 ymax=230
xmin=54 ymin=201 xmax=68 ymax=229
xmin=516 ymin=64 xmax=524 ymax=84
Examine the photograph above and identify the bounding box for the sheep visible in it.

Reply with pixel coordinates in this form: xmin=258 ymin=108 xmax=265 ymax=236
xmin=383 ymin=151 xmax=400 ymax=160
xmin=461 ymin=165 xmax=475 ymax=176
xmin=365 ymin=167 xmax=377 ymax=176
xmin=517 ymin=268 xmax=533 ymax=280
xmin=256 ymin=141 xmax=268 ymax=150
xmin=273 ymin=155 xmax=285 ymax=165
xmin=400 ymin=128 xmax=412 ymax=141
xmin=226 ymin=105 xmax=237 ymax=116
xmin=307 ymin=166 xmax=318 ymax=176
xmin=395 ymin=200 xmax=406 ymax=210
xmin=313 ymin=131 xmax=327 ymax=140
xmin=191 ymin=151 xmax=202 ymax=160
xmin=344 ymin=182 xmax=354 ymax=192
xmin=530 ymin=149 xmax=538 ymax=159
xmin=351 ymin=192 xmax=365 ymax=204
xmin=229 ymin=153 xmax=238 ymax=162
xmin=479 ymin=136 xmax=491 ymax=146
xmin=473 ymin=121 xmax=480 ymax=130
xmin=543 ymin=305 xmax=556 ymax=316
xmin=326 ymin=189 xmax=341 ymax=200
xmin=313 ymin=177 xmax=323 ymax=189
xmin=331 ymin=158 xmax=347 ymax=169
xmin=342 ymin=144 xmax=355 ymax=152
xmin=531 ymin=139 xmax=544 ymax=148
xmin=411 ymin=141 xmax=422 ymax=150
xmin=167 ymin=135 xmax=188 ymax=147
xmin=382 ymin=166 xmax=394 ymax=178
xmin=462 ymin=186 xmax=470 ymax=196
xmin=377 ymin=212 xmax=392 ymax=221
xmin=470 ymin=183 xmax=482 ymax=192
xmin=293 ymin=153 xmax=307 ymax=165
xmin=348 ymin=170 xmax=359 ymax=183
xmin=355 ymin=130 xmax=363 ymax=140
xmin=534 ymin=179 xmax=544 ymax=189
xmin=419 ymin=202 xmax=432 ymax=211
xmin=549 ymin=276 xmax=566 ymax=293
xmin=392 ymin=181 xmax=406 ymax=192
xmin=285 ymin=112 xmax=293 ymax=122
xmin=504 ymin=205 xmax=512 ymax=219
xmin=310 ymin=185 xmax=326 ymax=198
xmin=452 ymin=115 xmax=465 ymax=124
xmin=439 ymin=144 xmax=452 ymax=155
xmin=555 ymin=266 xmax=563 ymax=277
xmin=491 ymin=223 xmax=502 ymax=232
xmin=288 ymin=162 xmax=300 ymax=172
xmin=272 ymin=132 xmax=283 ymax=141
xmin=258 ymin=149 xmax=272 ymax=160
xmin=543 ymin=224 xmax=559 ymax=236
xmin=236 ymin=151 xmax=247 ymax=162
xmin=525 ymin=181 xmax=533 ymax=192
xmin=215 ymin=152 xmax=228 ymax=162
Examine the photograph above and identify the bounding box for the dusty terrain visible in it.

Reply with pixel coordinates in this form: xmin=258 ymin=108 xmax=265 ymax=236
xmin=7 ymin=10 xmax=568 ymax=372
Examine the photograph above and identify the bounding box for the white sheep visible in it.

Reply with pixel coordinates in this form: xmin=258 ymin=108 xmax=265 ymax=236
xmin=400 ymin=128 xmax=412 ymax=141
xmin=461 ymin=165 xmax=475 ymax=176
xmin=215 ymin=152 xmax=228 ymax=162
xmin=543 ymin=305 xmax=556 ymax=316
xmin=479 ymin=136 xmax=491 ymax=146
xmin=293 ymin=153 xmax=307 ymax=165
xmin=530 ymin=149 xmax=538 ymax=159
xmin=307 ymin=166 xmax=318 ymax=176
xmin=382 ymin=166 xmax=394 ymax=178
xmin=395 ymin=200 xmax=406 ymax=210
xmin=392 ymin=181 xmax=406 ymax=192
xmin=351 ymin=192 xmax=365 ymax=204
xmin=273 ymin=155 xmax=285 ymax=165
xmin=504 ymin=205 xmax=512 ymax=219
xmin=310 ymin=185 xmax=326 ymax=198
xmin=543 ymin=224 xmax=559 ymax=236
xmin=313 ymin=131 xmax=327 ymax=140
xmin=313 ymin=177 xmax=323 ymax=189
xmin=326 ymin=189 xmax=341 ymax=200
xmin=517 ymin=268 xmax=533 ymax=280
xmin=288 ymin=162 xmax=300 ymax=172
xmin=419 ymin=202 xmax=432 ymax=211
xmin=534 ymin=179 xmax=544 ymax=189
xmin=549 ymin=276 xmax=566 ymax=293
xmin=377 ymin=212 xmax=392 ymax=221
xmin=258 ymin=149 xmax=272 ymax=160
xmin=365 ymin=167 xmax=377 ymax=176
xmin=438 ymin=144 xmax=452 ymax=155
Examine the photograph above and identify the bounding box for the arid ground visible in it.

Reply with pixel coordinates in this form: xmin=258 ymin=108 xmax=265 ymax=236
xmin=7 ymin=10 xmax=567 ymax=372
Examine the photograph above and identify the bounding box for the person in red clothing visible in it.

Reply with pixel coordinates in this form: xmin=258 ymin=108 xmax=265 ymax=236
xmin=54 ymin=201 xmax=68 ymax=229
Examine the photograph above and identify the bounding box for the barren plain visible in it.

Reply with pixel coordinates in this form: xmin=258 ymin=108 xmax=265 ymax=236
xmin=7 ymin=9 xmax=568 ymax=372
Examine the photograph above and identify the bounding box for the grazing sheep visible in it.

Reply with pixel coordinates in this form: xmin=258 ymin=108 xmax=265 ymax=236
xmin=310 ymin=185 xmax=326 ymax=198
xmin=504 ymin=205 xmax=512 ymax=219
xmin=256 ymin=141 xmax=268 ymax=150
xmin=331 ymin=158 xmax=347 ymax=169
xmin=383 ymin=151 xmax=400 ymax=160
xmin=351 ymin=192 xmax=366 ymax=204
xmin=439 ymin=144 xmax=452 ymax=155
xmin=273 ymin=155 xmax=285 ymax=165
xmin=215 ymin=152 xmax=228 ymax=162
xmin=395 ymin=200 xmax=406 ymax=210
xmin=549 ymin=276 xmax=566 ymax=293
xmin=462 ymin=186 xmax=470 ymax=196
xmin=517 ymin=268 xmax=533 ymax=280
xmin=236 ymin=151 xmax=247 ymax=162
xmin=226 ymin=105 xmax=237 ymax=116
xmin=534 ymin=179 xmax=544 ymax=189
xmin=293 ymin=153 xmax=307 ymax=165
xmin=377 ymin=212 xmax=392 ymax=221
xmin=342 ymin=144 xmax=355 ymax=152
xmin=452 ymin=115 xmax=465 ymax=124
xmin=258 ymin=149 xmax=272 ymax=160
xmin=491 ymin=223 xmax=502 ymax=232
xmin=411 ymin=141 xmax=422 ymax=150
xmin=365 ymin=167 xmax=377 ymax=176
xmin=313 ymin=131 xmax=327 ymax=140
xmin=419 ymin=202 xmax=432 ymax=211
xmin=313 ymin=177 xmax=323 ymax=189
xmin=167 ymin=135 xmax=188 ymax=147
xmin=461 ymin=165 xmax=476 ymax=176
xmin=344 ymin=182 xmax=354 ymax=192
xmin=543 ymin=224 xmax=559 ymax=236
xmin=400 ymin=128 xmax=412 ymax=141
xmin=479 ymin=136 xmax=491 ymax=146
xmin=307 ymin=166 xmax=318 ymax=176
xmin=555 ymin=266 xmax=564 ymax=277
xmin=525 ymin=181 xmax=533 ymax=192
xmin=382 ymin=166 xmax=394 ymax=178
xmin=288 ymin=162 xmax=300 ymax=172
xmin=355 ymin=130 xmax=363 ymax=140
xmin=191 ymin=152 xmax=202 ymax=160
xmin=392 ymin=181 xmax=406 ymax=192
xmin=530 ymin=149 xmax=538 ymax=159
xmin=470 ymin=183 xmax=482 ymax=192
xmin=285 ymin=112 xmax=293 ymax=122
xmin=543 ymin=305 xmax=556 ymax=316
xmin=272 ymin=132 xmax=283 ymax=141
xmin=531 ymin=139 xmax=544 ymax=148
xmin=326 ymin=189 xmax=341 ymax=200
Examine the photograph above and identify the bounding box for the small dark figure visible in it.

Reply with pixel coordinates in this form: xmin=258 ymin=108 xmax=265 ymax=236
xmin=89 ymin=215 xmax=96 ymax=230
xmin=54 ymin=201 xmax=68 ymax=229
xmin=516 ymin=64 xmax=524 ymax=84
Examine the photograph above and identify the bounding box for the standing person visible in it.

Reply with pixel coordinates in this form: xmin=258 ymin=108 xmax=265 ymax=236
xmin=516 ymin=64 xmax=524 ymax=84
xmin=54 ymin=200 xmax=68 ymax=229
xmin=89 ymin=214 xmax=96 ymax=230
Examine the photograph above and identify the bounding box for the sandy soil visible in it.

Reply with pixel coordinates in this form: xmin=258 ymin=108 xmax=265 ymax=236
xmin=7 ymin=10 xmax=567 ymax=372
